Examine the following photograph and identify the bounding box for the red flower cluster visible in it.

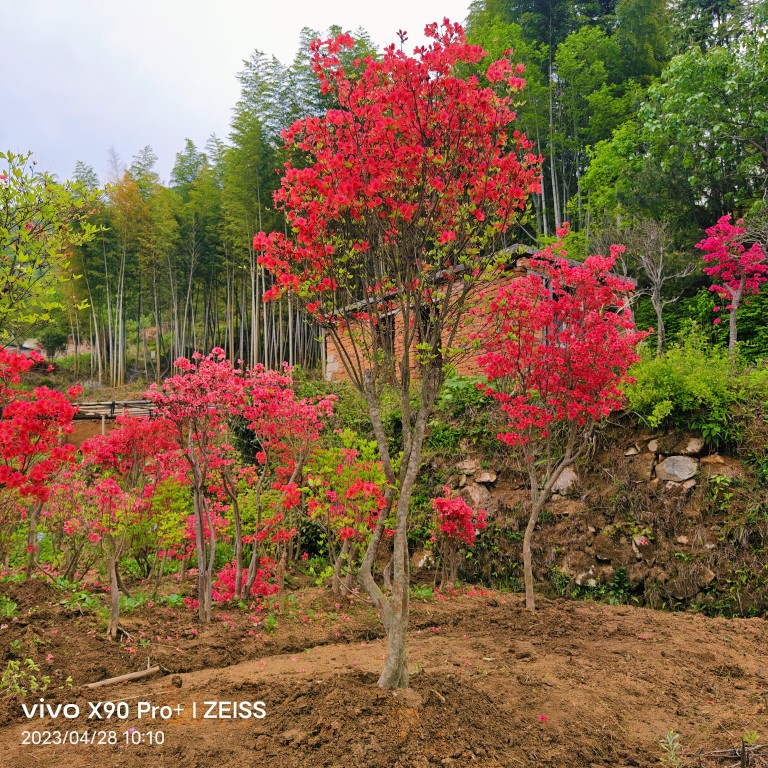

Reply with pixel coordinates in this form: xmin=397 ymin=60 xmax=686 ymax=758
xmin=432 ymin=488 xmax=486 ymax=546
xmin=253 ymin=20 xmax=541 ymax=321
xmin=212 ymin=559 xmax=278 ymax=604
xmin=696 ymin=215 xmax=768 ymax=300
xmin=0 ymin=349 xmax=78 ymax=502
xmin=477 ymin=225 xmax=646 ymax=447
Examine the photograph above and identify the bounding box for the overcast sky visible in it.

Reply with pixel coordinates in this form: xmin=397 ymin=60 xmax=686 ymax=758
xmin=0 ymin=0 xmax=471 ymax=184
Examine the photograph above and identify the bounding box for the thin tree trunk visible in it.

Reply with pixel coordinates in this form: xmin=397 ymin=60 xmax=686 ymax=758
xmin=152 ymin=550 xmax=168 ymax=599
xmin=523 ymin=453 xmax=575 ymax=611
xmin=728 ymin=278 xmax=744 ymax=355
xmin=276 ymin=550 xmax=287 ymax=613
xmin=332 ymin=539 xmax=350 ymax=596
xmin=107 ymin=548 xmax=122 ymax=639
xmin=24 ymin=501 xmax=42 ymax=580
xmin=251 ymin=251 xmax=259 ymax=368
xmin=652 ymin=291 xmax=665 ymax=356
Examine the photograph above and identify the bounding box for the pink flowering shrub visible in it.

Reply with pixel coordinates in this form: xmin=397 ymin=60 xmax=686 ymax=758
xmin=695 ymin=215 xmax=768 ymax=352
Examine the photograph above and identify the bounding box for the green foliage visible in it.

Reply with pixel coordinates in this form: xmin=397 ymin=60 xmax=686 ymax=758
xmin=160 ymin=593 xmax=184 ymax=607
xmin=263 ymin=612 xmax=278 ymax=635
xmin=658 ymin=730 xmax=683 ymax=768
xmin=567 ymin=567 xmax=636 ymax=605
xmin=119 ymin=593 xmax=150 ymax=613
xmin=307 ymin=559 xmax=334 ymax=588
xmin=456 ymin=520 xmax=523 ymax=589
xmin=1 ymin=658 xmax=50 ymax=697
xmin=293 ymin=371 xmax=373 ymax=437
xmin=410 ymin=584 xmax=434 ymax=602
xmin=38 ymin=325 xmax=69 ymax=358
xmin=625 ymin=328 xmax=750 ymax=444
xmin=708 ymin=474 xmax=735 ymax=513
xmin=425 ymin=374 xmax=499 ymax=454
xmin=607 ymin=567 xmax=632 ymax=605
xmin=0 ymin=150 xmax=99 ymax=341
xmin=59 ymin=591 xmax=101 ymax=613
xmin=549 ymin=567 xmax=571 ymax=596
xmin=0 ymin=595 xmax=18 ymax=618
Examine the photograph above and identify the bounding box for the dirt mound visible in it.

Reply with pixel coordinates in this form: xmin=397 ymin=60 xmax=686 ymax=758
xmin=2 ymin=589 xmax=767 ymax=767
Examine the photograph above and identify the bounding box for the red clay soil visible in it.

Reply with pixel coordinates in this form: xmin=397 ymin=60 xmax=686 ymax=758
xmin=1 ymin=580 xmax=767 ymax=768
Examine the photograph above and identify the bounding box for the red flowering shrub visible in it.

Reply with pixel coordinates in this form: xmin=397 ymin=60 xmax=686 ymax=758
xmin=212 ymin=558 xmax=278 ymax=604
xmin=431 ymin=488 xmax=486 ymax=587
xmin=0 ymin=348 xmax=79 ymax=576
xmin=253 ymin=18 xmax=541 ymax=688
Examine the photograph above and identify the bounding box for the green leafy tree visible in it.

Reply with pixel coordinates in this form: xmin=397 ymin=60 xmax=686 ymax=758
xmin=0 ymin=151 xmax=99 ymax=342
xmin=641 ymin=36 xmax=768 ymax=220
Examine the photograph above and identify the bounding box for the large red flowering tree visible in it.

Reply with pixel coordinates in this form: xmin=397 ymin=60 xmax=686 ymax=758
xmin=477 ymin=227 xmax=645 ymax=610
xmin=695 ymin=214 xmax=768 ymax=354
xmin=255 ymin=20 xmax=541 ymax=688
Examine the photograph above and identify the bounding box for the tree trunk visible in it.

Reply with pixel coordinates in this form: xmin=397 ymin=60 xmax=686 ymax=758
xmin=376 ymin=407 xmax=431 ymax=688
xmin=522 ymin=497 xmax=546 ymax=612
xmin=276 ymin=550 xmax=287 ymax=613
xmin=378 ymin=531 xmax=410 ymax=688
xmin=108 ymin=552 xmax=121 ymax=639
xmin=24 ymin=501 xmax=42 ymax=580
xmin=152 ymin=550 xmax=168 ymax=599
xmin=523 ymin=455 xmax=576 ymax=611
xmin=343 ymin=545 xmax=357 ymax=594
xmin=332 ymin=538 xmax=350 ymax=596
xmin=223 ymin=469 xmax=244 ymax=600
xmin=652 ymin=291 xmax=665 ymax=356
xmin=193 ymin=484 xmax=210 ymax=623
xmin=728 ymin=278 xmax=744 ymax=356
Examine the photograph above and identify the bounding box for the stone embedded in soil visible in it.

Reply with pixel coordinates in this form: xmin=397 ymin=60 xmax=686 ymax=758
xmin=576 ymin=570 xmax=598 ymax=587
xmin=624 ymin=445 xmax=640 ymax=456
xmin=678 ymin=436 xmax=704 ymax=455
xmin=280 ymin=729 xmax=308 ymax=745
xmin=455 ymin=458 xmax=481 ymax=474
xmin=700 ymin=567 xmax=716 ymax=586
xmin=391 ymin=688 xmax=423 ymax=709
xmin=631 ymin=534 xmax=655 ymax=564
xmin=473 ymin=470 xmax=497 ymax=485
xmin=700 ymin=455 xmax=745 ymax=480
xmin=647 ymin=439 xmax=659 ymax=453
xmin=667 ymin=566 xmax=717 ymax=599
xmin=627 ymin=561 xmax=651 ymax=585
xmin=411 ymin=549 xmax=435 ymax=571
xmin=655 ymin=455 xmax=698 ymax=482
xmin=701 ymin=453 xmax=725 ymax=464
xmin=552 ymin=466 xmax=578 ymax=495
xmin=461 ymin=482 xmax=492 ymax=509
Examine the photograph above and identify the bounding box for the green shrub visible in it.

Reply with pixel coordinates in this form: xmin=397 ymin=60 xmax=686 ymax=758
xmin=426 ymin=374 xmax=499 ymax=453
xmin=625 ymin=328 xmax=753 ymax=445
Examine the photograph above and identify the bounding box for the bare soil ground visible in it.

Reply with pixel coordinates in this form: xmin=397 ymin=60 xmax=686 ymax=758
xmin=1 ymin=579 xmax=767 ymax=767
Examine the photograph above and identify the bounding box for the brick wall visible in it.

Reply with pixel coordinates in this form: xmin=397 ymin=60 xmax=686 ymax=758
xmin=324 ymin=264 xmax=528 ymax=384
